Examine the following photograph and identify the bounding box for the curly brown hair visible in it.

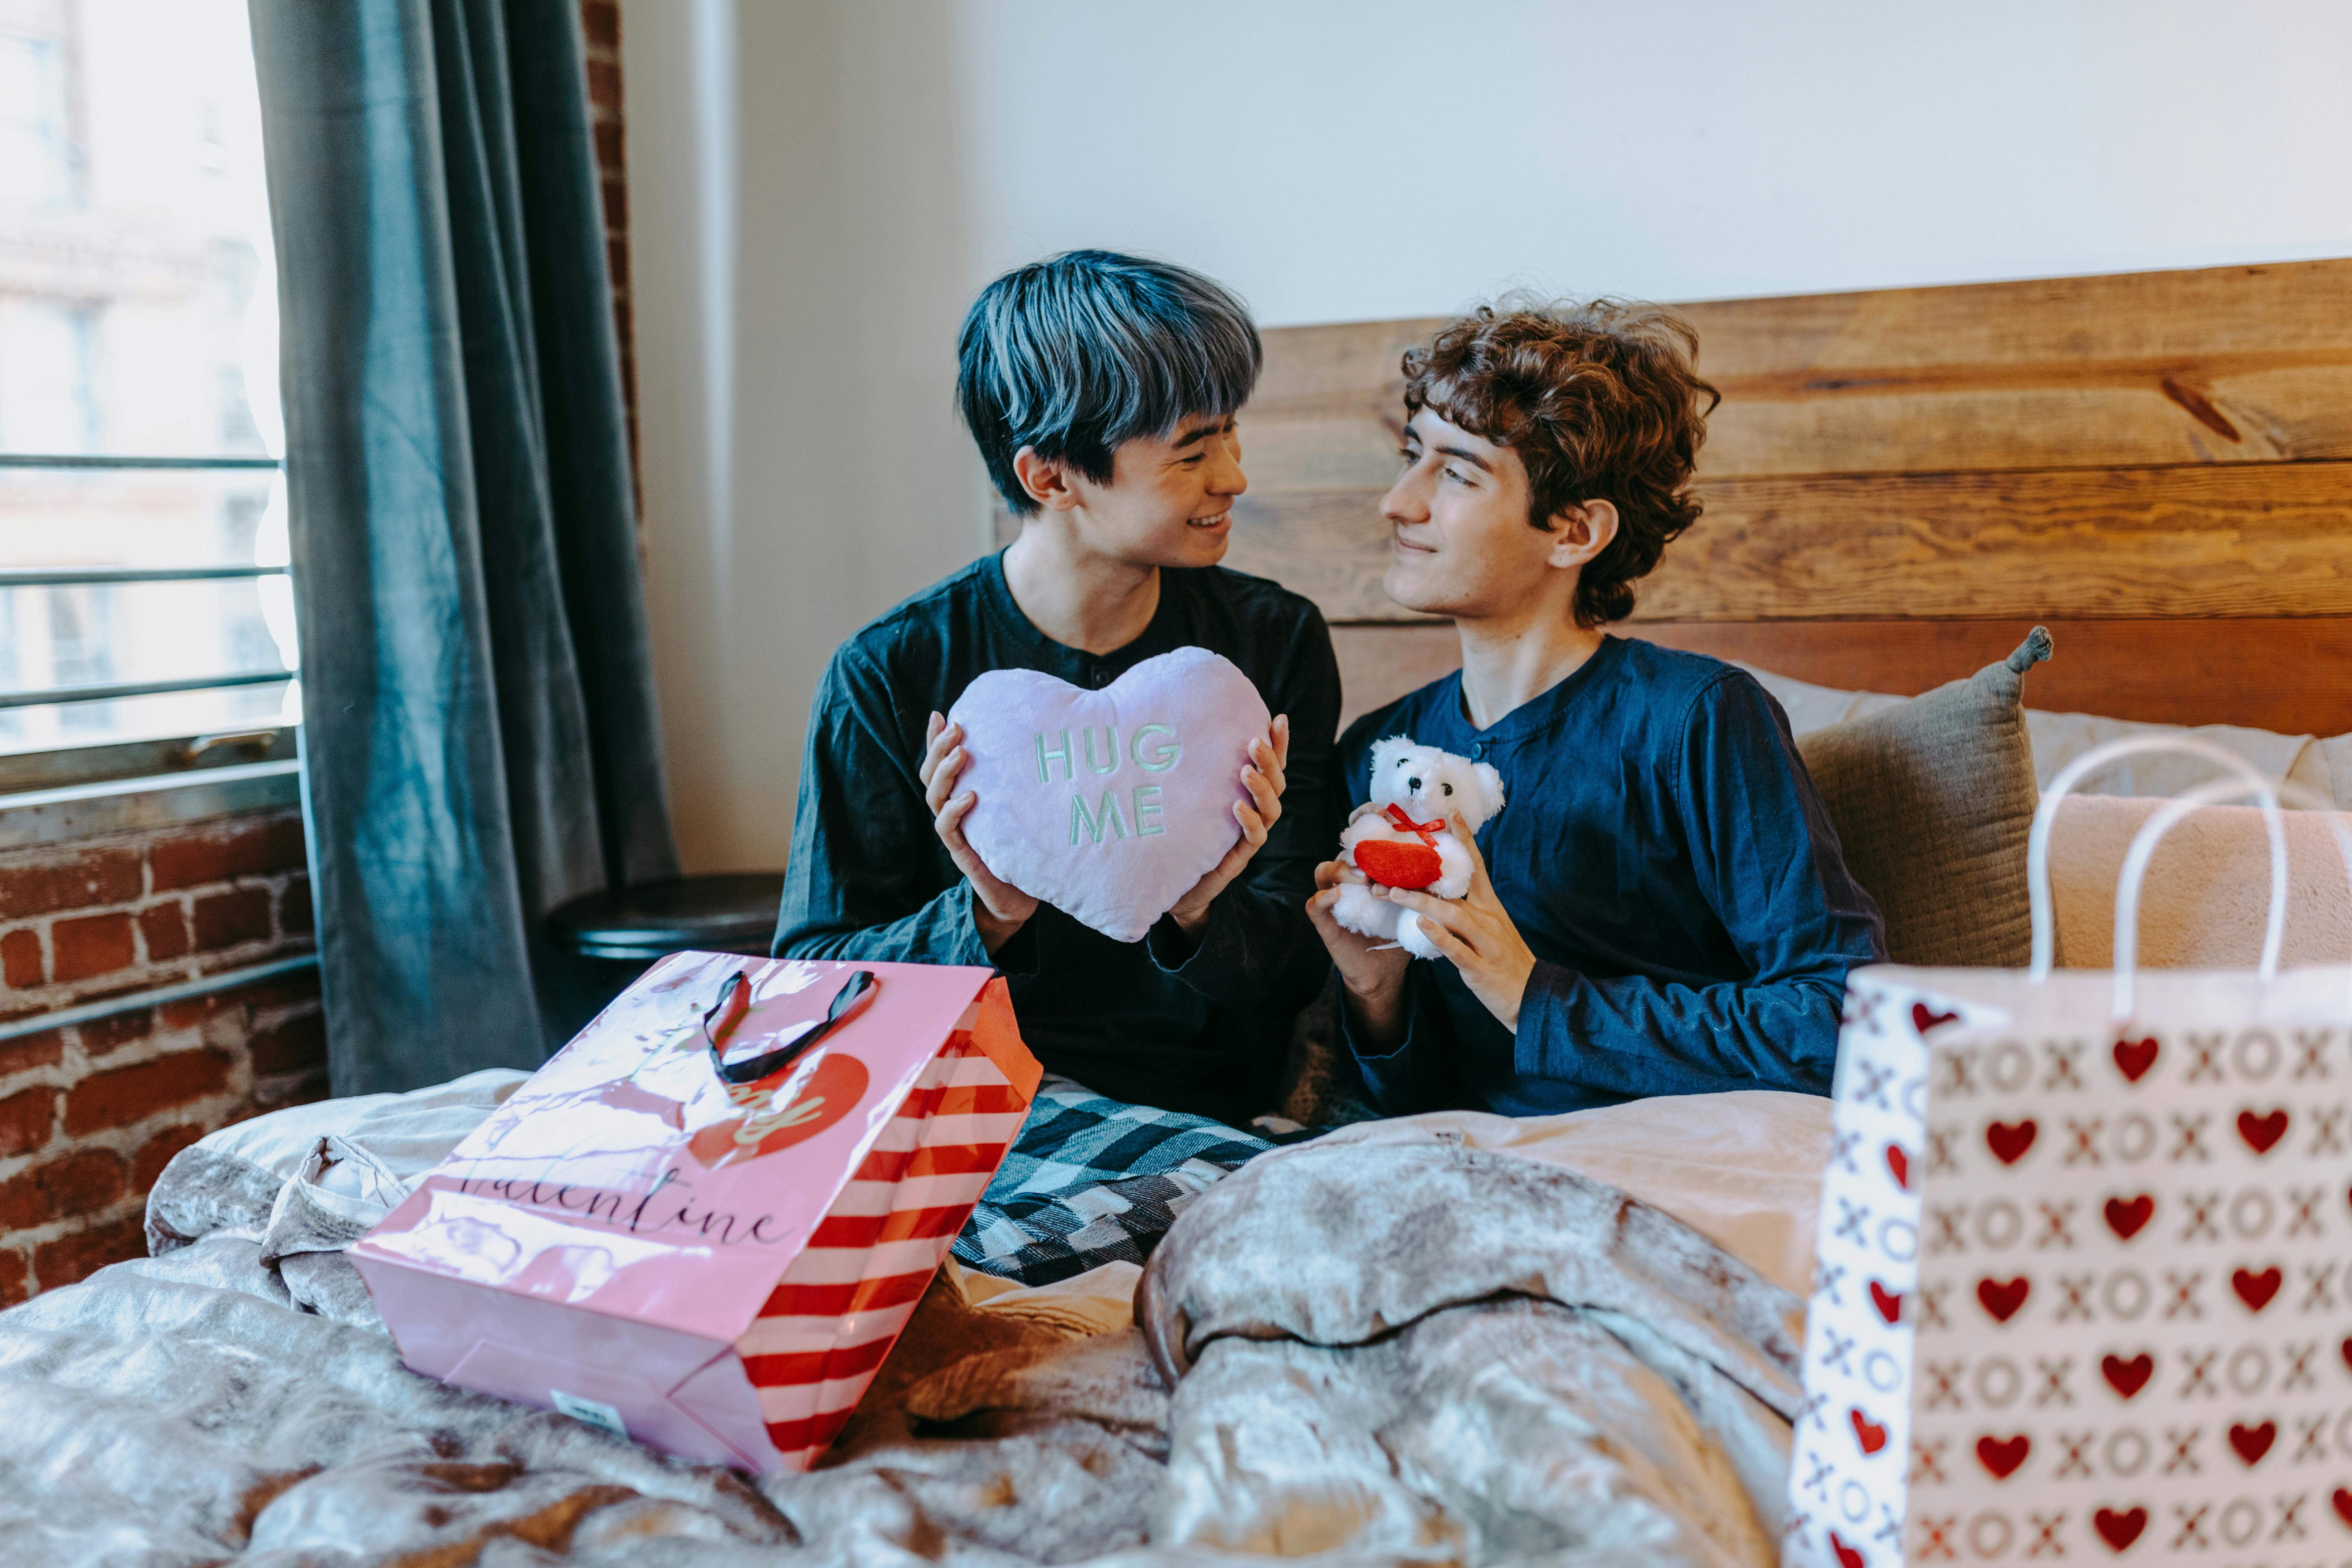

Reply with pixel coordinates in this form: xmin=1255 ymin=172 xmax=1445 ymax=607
xmin=1402 ymin=297 xmax=1719 ymax=627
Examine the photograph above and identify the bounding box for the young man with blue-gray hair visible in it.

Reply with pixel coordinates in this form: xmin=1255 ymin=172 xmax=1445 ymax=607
xmin=774 ymin=251 xmax=1340 ymax=1124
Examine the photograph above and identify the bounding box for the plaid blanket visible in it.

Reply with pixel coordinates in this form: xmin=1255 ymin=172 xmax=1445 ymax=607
xmin=951 ymin=1075 xmax=1271 ymax=1287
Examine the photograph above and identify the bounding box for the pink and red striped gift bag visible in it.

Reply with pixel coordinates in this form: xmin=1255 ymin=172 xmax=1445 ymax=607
xmin=353 ymin=953 xmax=1038 ymax=1473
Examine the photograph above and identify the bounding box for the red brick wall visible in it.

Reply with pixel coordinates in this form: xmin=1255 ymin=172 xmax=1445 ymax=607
xmin=580 ymin=0 xmax=638 ymax=502
xmin=0 ymin=807 xmax=323 ymax=1305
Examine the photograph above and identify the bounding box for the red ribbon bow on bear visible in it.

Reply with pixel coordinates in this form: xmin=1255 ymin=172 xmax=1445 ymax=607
xmin=1382 ymin=803 xmax=1444 ymax=845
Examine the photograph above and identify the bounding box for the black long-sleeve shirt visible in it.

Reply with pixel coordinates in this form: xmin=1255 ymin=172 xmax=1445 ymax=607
xmin=1337 ymin=635 xmax=1885 ymax=1116
xmin=774 ymin=549 xmax=1341 ymax=1123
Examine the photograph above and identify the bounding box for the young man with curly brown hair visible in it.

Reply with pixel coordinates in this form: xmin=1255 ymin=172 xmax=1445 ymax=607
xmin=1305 ymin=298 xmax=1885 ymax=1115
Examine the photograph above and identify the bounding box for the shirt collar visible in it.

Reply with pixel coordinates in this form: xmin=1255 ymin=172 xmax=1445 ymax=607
xmin=977 ymin=549 xmax=1193 ymax=680
xmin=1427 ymin=634 xmax=1628 ymax=756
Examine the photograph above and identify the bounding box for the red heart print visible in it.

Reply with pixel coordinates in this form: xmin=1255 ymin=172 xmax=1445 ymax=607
xmin=1870 ymin=1280 xmax=1903 ymax=1324
xmin=2112 ymin=1037 xmax=2159 ymax=1081
xmin=1977 ymin=1433 xmax=2031 ymax=1479
xmin=2236 ymin=1107 xmax=2288 ymax=1154
xmin=2234 ymin=1266 xmax=2282 ymax=1312
xmin=1978 ymin=1276 xmax=2030 ymax=1322
xmin=1830 ymin=1530 xmax=1866 ymax=1568
xmin=2094 ymin=1507 xmax=2148 ymax=1551
xmin=1911 ymin=1002 xmax=1958 ymax=1035
xmin=2333 ymin=1488 xmax=2352 ymax=1529
xmin=1985 ymin=1119 xmax=2037 ymax=1164
xmin=2342 ymin=1336 xmax=2352 ymax=1374
xmin=2103 ymin=1194 xmax=2154 ymax=1240
xmin=1850 ymin=1407 xmax=1888 ymax=1455
xmin=2229 ymin=1421 xmax=2276 ymax=1465
xmin=1353 ymin=838 xmax=1444 ymax=890
xmin=2100 ymin=1353 xmax=2153 ymax=1399
xmin=1884 ymin=1144 xmax=1911 ymax=1191
xmin=685 ymin=1051 xmax=869 ymax=1169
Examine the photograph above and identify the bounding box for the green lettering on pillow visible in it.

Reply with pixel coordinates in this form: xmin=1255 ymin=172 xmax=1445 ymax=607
xmin=1070 ymin=787 xmax=1130 ymax=845
xmin=1130 ymin=724 xmax=1180 ymax=772
xmin=1036 ymin=729 xmax=1073 ymax=782
xmin=1084 ymin=725 xmax=1121 ymax=776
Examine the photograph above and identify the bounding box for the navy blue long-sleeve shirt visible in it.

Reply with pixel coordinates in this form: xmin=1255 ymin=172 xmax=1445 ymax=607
xmin=774 ymin=550 xmax=1341 ymax=1124
xmin=1336 ymin=636 xmax=1885 ymax=1116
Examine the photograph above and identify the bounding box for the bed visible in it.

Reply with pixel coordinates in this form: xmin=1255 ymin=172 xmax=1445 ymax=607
xmin=12 ymin=259 xmax=2352 ymax=1566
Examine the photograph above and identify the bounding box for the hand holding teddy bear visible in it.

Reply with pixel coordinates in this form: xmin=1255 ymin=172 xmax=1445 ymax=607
xmin=1306 ymin=737 xmax=1540 ymax=1040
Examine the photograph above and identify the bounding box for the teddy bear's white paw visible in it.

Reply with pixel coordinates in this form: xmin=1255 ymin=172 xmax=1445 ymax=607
xmin=1396 ymin=912 xmax=1446 ymax=961
xmin=1329 ymin=883 xmax=1398 ymax=941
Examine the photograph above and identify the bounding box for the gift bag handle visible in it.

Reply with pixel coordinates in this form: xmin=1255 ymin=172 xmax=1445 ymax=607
xmin=2111 ymin=776 xmax=2352 ymax=1022
xmin=2027 ymin=736 xmax=2284 ymax=982
xmin=699 ymin=967 xmax=881 ymax=1085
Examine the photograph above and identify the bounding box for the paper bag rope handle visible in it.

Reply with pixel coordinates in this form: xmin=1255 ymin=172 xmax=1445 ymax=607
xmin=2027 ymin=735 xmax=2352 ymax=1021
xmin=2026 ymin=736 xmax=2285 ymax=986
xmin=701 ymin=968 xmax=880 ymax=1085
xmin=2109 ymin=776 xmax=2352 ymax=1022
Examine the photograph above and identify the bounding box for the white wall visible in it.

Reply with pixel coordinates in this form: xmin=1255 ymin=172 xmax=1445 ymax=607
xmin=626 ymin=0 xmax=980 ymax=870
xmin=623 ymin=0 xmax=2352 ymax=870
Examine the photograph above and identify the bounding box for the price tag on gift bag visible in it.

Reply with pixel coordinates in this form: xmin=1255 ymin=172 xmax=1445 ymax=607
xmin=1785 ymin=740 xmax=2352 ymax=1566
xmin=351 ymin=953 xmax=1039 ymax=1474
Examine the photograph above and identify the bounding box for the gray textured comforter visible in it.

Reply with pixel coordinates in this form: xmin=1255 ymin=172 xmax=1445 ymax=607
xmin=0 ymin=1103 xmax=1801 ymax=1567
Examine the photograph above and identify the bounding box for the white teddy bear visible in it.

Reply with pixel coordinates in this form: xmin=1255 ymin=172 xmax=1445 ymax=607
xmin=1330 ymin=737 xmax=1507 ymax=960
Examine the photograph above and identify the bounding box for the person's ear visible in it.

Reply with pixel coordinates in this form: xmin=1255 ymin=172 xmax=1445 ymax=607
xmin=1013 ymin=445 xmax=1081 ymax=513
xmin=1545 ymin=500 xmax=1618 ymax=569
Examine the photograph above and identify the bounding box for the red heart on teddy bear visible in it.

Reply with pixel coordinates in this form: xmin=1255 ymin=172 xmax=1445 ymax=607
xmin=1354 ymin=839 xmax=1443 ymax=890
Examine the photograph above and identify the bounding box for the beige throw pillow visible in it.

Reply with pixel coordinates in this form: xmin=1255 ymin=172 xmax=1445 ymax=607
xmin=1796 ymin=628 xmax=2051 ymax=968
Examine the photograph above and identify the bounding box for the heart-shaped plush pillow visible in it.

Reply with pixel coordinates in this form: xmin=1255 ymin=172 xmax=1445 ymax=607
xmin=948 ymin=647 xmax=1270 ymax=943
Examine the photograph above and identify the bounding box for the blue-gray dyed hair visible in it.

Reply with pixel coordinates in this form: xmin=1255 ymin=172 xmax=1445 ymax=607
xmin=956 ymin=250 xmax=1261 ymax=516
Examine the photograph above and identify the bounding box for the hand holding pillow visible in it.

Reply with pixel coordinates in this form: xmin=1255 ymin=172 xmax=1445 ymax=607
xmin=921 ymin=713 xmax=1041 ymax=953
xmin=934 ymin=648 xmax=1284 ymax=946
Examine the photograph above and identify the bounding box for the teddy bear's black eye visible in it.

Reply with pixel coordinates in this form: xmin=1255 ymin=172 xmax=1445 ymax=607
xmin=1396 ymin=758 xmax=1408 ymax=767
xmin=1442 ymin=783 xmax=1453 ymax=795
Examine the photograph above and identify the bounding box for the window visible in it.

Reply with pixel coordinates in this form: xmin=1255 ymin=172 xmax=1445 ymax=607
xmin=0 ymin=0 xmax=294 ymax=799
xmin=0 ymin=33 xmax=74 ymax=209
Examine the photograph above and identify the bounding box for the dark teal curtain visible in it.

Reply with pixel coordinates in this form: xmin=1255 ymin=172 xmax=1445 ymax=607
xmin=250 ymin=0 xmax=678 ymax=1094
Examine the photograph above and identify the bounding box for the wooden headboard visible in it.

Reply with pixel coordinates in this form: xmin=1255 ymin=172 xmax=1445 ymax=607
xmin=1155 ymin=260 xmax=2352 ymax=735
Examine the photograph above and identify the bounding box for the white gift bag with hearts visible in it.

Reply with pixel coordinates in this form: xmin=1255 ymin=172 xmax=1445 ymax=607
xmin=946 ymin=646 xmax=1271 ymax=943
xmin=1785 ymin=739 xmax=2352 ymax=1568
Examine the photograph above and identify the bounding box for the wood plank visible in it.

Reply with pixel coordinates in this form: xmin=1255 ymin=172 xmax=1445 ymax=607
xmin=1636 ymin=618 xmax=2352 ymax=737
xmin=1681 ymin=262 xmax=2352 ymax=379
xmin=1239 ymin=461 xmax=2352 ymax=623
xmin=1246 ymin=259 xmax=2352 ymax=485
xmin=1253 ymin=316 xmax=1444 ymax=407
xmin=1329 ymin=618 xmax=2352 ymax=738
xmin=1653 ymin=462 xmax=2352 ymax=620
xmin=1239 ymin=352 xmax=2352 ymax=490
